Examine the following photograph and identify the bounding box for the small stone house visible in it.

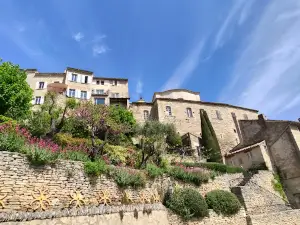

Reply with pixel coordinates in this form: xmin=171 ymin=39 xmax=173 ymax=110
xmin=225 ymin=115 xmax=300 ymax=208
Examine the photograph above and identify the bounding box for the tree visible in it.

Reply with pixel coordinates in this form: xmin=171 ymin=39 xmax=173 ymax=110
xmin=0 ymin=60 xmax=33 ymax=119
xmin=200 ymin=110 xmax=222 ymax=162
xmin=166 ymin=124 xmax=182 ymax=149
xmin=135 ymin=121 xmax=173 ymax=168
xmin=24 ymin=91 xmax=77 ymax=137
xmin=71 ymin=101 xmax=125 ymax=160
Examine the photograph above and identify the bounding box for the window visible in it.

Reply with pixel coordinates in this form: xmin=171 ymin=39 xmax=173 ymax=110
xmin=96 ymin=89 xmax=104 ymax=94
xmin=71 ymin=73 xmax=77 ymax=82
xmin=144 ymin=110 xmax=149 ymax=120
xmin=186 ymin=108 xmax=193 ymax=118
xmin=238 ymin=158 xmax=243 ymax=165
xmin=166 ymin=106 xmax=172 ymax=116
xmin=38 ymin=82 xmax=44 ymax=89
xmin=84 ymin=76 xmax=88 ymax=84
xmin=243 ymin=114 xmax=248 ymax=120
xmin=101 ymin=80 xmax=104 ymax=85
xmin=69 ymin=89 xmax=75 ymax=97
xmin=247 ymin=151 xmax=252 ymax=159
xmin=231 ymin=159 xmax=235 ymax=166
xmin=216 ymin=110 xmax=222 ymax=120
xmin=96 ymin=80 xmax=100 ymax=85
xmin=81 ymin=91 xmax=87 ymax=99
xmin=233 ymin=129 xmax=237 ymax=133
xmin=95 ymin=98 xmax=105 ymax=105
xmin=35 ymin=96 xmax=41 ymax=105
xmin=112 ymin=80 xmax=117 ymax=86
xmin=112 ymin=93 xmax=120 ymax=98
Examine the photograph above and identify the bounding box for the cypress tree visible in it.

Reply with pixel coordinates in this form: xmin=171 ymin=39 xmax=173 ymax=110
xmin=200 ymin=110 xmax=222 ymax=162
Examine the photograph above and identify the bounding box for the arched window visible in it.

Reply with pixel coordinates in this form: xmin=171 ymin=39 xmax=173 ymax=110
xmin=166 ymin=106 xmax=172 ymax=116
xmin=143 ymin=110 xmax=149 ymax=120
xmin=186 ymin=108 xmax=193 ymax=117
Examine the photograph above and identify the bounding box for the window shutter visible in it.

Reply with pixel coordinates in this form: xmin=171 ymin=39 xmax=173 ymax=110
xmin=31 ymin=98 xmax=35 ymax=105
xmin=35 ymin=82 xmax=39 ymax=89
xmin=40 ymin=96 xmax=44 ymax=104
xmin=87 ymin=91 xmax=91 ymax=99
xmin=68 ymin=72 xmax=72 ymax=81
xmin=88 ymin=76 xmax=92 ymax=84
xmin=44 ymin=82 xmax=48 ymax=89
xmin=81 ymin=75 xmax=84 ymax=83
xmin=75 ymin=90 xmax=79 ymax=98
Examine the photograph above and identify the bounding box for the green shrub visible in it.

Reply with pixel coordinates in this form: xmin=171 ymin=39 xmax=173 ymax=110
xmin=159 ymin=157 xmax=170 ymax=170
xmin=84 ymin=160 xmax=108 ymax=176
xmin=59 ymin=150 xmax=90 ymax=162
xmin=205 ymin=190 xmax=241 ymax=215
xmin=0 ymin=115 xmax=16 ymax=125
xmin=146 ymin=164 xmax=164 ymax=178
xmin=272 ymin=174 xmax=287 ymax=200
xmin=181 ymin=162 xmax=244 ymax=174
xmin=168 ymin=167 xmax=209 ymax=186
xmin=24 ymin=145 xmax=59 ymax=166
xmin=168 ymin=188 xmax=208 ymax=220
xmin=0 ymin=131 xmax=26 ymax=152
xmin=113 ymin=169 xmax=146 ymax=188
xmin=54 ymin=133 xmax=90 ymax=147
xmin=23 ymin=111 xmax=51 ymax=137
xmin=104 ymin=144 xmax=129 ymax=165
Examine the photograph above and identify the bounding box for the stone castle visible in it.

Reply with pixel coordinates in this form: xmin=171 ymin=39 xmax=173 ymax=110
xmin=25 ymin=67 xmax=300 ymax=208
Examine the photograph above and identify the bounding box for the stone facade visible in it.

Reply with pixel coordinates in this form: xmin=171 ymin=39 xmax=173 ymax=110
xmin=131 ymin=89 xmax=259 ymax=159
xmin=25 ymin=67 xmax=129 ymax=108
xmin=226 ymin=141 xmax=274 ymax=171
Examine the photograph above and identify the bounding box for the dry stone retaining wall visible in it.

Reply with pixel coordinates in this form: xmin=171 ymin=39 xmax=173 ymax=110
xmin=0 ymin=151 xmax=242 ymax=213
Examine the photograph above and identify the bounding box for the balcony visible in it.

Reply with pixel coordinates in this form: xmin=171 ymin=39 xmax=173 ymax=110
xmin=47 ymin=83 xmax=68 ymax=94
xmin=91 ymin=89 xmax=109 ymax=96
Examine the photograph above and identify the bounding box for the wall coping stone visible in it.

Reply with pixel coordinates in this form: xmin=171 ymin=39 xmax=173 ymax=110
xmin=0 ymin=203 xmax=165 ymax=223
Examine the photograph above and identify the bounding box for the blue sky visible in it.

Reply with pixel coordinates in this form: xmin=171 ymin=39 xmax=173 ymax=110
xmin=0 ymin=0 xmax=299 ymax=120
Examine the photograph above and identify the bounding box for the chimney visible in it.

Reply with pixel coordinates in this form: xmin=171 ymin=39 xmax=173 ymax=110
xmin=258 ymin=114 xmax=267 ymax=128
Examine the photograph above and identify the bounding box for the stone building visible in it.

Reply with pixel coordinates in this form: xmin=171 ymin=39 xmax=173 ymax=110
xmin=226 ymin=115 xmax=300 ymax=208
xmin=130 ymin=89 xmax=259 ymax=159
xmin=25 ymin=67 xmax=130 ymax=108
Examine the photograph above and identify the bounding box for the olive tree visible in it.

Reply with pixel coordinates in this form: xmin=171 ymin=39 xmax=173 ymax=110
xmin=135 ymin=121 xmax=174 ymax=168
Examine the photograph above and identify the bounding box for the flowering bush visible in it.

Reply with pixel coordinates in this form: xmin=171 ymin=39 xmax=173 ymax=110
xmin=0 ymin=122 xmax=91 ymax=165
xmin=168 ymin=165 xmax=210 ymax=186
xmin=113 ymin=168 xmax=146 ymax=188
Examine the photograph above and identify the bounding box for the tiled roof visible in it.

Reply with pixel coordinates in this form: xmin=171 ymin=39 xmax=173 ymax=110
xmin=66 ymin=67 xmax=93 ymax=75
xmin=93 ymin=77 xmax=128 ymax=81
xmin=35 ymin=73 xmax=66 ymax=77
xmin=153 ymin=98 xmax=259 ymax=112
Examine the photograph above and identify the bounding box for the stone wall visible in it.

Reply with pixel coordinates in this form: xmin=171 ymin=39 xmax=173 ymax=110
xmin=1 ymin=204 xmax=167 ymax=225
xmin=167 ymin=209 xmax=247 ymax=225
xmin=0 ymin=151 xmax=242 ymax=213
xmin=270 ymin=128 xmax=300 ymax=207
xmin=249 ymin=209 xmax=300 ymax=225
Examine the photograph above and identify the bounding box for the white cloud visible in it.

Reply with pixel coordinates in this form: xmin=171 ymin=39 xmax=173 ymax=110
xmin=136 ymin=80 xmax=143 ymax=94
xmin=214 ymin=0 xmax=247 ymax=49
xmin=92 ymin=45 xmax=108 ymax=56
xmin=220 ymin=0 xmax=300 ymax=118
xmin=161 ymin=40 xmax=205 ymax=91
xmin=238 ymin=0 xmax=255 ymax=25
xmin=72 ymin=32 xmax=84 ymax=42
xmin=276 ymin=9 xmax=300 ymax=22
